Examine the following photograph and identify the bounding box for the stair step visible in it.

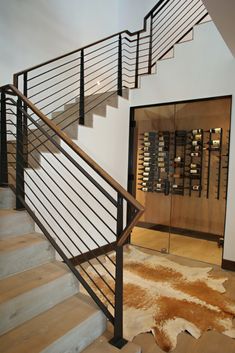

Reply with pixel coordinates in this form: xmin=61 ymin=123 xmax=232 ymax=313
xmin=0 ymin=209 xmax=35 ymax=238
xmin=0 ymin=233 xmax=55 ymax=279
xmin=0 ymin=294 xmax=106 ymax=353
xmin=0 ymin=188 xmax=15 ymax=209
xmin=0 ymin=261 xmax=79 ymax=334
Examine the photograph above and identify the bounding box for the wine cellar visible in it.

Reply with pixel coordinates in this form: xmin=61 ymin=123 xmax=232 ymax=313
xmin=129 ymin=96 xmax=231 ymax=265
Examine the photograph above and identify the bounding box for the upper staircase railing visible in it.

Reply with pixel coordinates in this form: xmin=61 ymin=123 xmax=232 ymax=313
xmin=13 ymin=0 xmax=208 ymax=127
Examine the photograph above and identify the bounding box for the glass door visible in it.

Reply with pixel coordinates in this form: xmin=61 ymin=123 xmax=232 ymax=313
xmin=131 ymin=104 xmax=174 ymax=253
xmin=169 ymin=97 xmax=231 ymax=265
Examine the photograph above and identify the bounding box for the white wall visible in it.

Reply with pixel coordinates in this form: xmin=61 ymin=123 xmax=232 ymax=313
xmin=0 ymin=0 xmax=118 ymax=85
xmin=117 ymin=0 xmax=156 ymax=32
xmin=130 ymin=21 xmax=235 ymax=262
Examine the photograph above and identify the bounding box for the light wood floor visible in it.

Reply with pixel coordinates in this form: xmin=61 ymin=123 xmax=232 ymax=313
xmin=131 ymin=227 xmax=223 ymax=266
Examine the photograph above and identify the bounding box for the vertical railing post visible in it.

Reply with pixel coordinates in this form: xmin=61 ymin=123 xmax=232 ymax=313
xmin=0 ymin=90 xmax=8 ymax=186
xmin=79 ymin=49 xmax=85 ymax=125
xmin=117 ymin=34 xmax=123 ymax=97
xmin=110 ymin=193 xmax=127 ymax=348
xmin=148 ymin=13 xmax=153 ymax=74
xmin=23 ymin=72 xmax=28 ymax=168
xmin=16 ymin=98 xmax=25 ymax=209
xmin=135 ymin=33 xmax=140 ymax=88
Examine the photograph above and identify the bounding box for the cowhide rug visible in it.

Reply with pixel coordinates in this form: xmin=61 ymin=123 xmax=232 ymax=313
xmin=84 ymin=246 xmax=235 ymax=352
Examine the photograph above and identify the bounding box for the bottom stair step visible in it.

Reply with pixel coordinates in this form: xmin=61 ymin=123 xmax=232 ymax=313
xmin=0 ymin=293 xmax=107 ymax=353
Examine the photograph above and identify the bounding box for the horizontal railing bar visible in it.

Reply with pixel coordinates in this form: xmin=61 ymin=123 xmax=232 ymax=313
xmin=84 ymin=39 xmax=119 ymax=57
xmin=29 ymin=77 xmax=80 ymax=101
xmin=85 ymin=64 xmax=117 ymax=86
xmin=9 ymin=182 xmax=115 ymax=319
xmin=152 ymin=0 xmax=178 ymax=25
xmin=7 ymin=93 xmax=119 ymax=207
xmin=33 ymin=83 xmax=80 ymax=107
xmin=9 ymin=154 xmax=116 ymax=290
xmin=10 ymin=179 xmax=114 ymax=310
xmin=36 ymin=85 xmax=80 ymax=112
xmin=8 ymin=131 xmax=117 ymax=244
xmin=28 ymin=71 xmax=80 ymax=95
xmin=85 ymin=73 xmax=117 ymax=93
xmin=28 ymin=64 xmax=80 ymax=90
xmin=18 ymin=124 xmax=117 ymax=221
xmin=152 ymin=0 xmax=199 ymax=46
xmin=84 ymin=58 xmax=117 ymax=80
xmin=84 ymin=52 xmax=118 ymax=72
xmin=84 ymin=45 xmax=119 ymax=64
xmin=85 ymin=78 xmax=116 ymax=97
xmin=84 ymin=87 xmax=117 ymax=113
xmin=152 ymin=7 xmax=206 ymax=55
xmin=27 ymin=56 xmax=80 ymax=82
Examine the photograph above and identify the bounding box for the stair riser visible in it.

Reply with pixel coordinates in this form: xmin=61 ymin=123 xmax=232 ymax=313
xmin=0 ymin=272 xmax=79 ymax=335
xmin=0 ymin=212 xmax=35 ymax=238
xmin=41 ymin=311 xmax=106 ymax=353
xmin=0 ymin=189 xmax=15 ymax=209
xmin=0 ymin=241 xmax=55 ymax=279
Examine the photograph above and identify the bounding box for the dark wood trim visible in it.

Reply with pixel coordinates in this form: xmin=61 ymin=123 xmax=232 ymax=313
xmin=222 ymin=259 xmax=235 ymax=272
xmin=136 ymin=221 xmax=222 ymax=242
xmin=70 ymin=242 xmax=116 ymax=265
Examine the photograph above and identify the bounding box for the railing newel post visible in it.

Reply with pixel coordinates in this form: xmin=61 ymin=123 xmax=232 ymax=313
xmin=79 ymin=49 xmax=85 ymax=125
xmin=16 ymin=97 xmax=25 ymax=209
xmin=23 ymin=72 xmax=28 ymax=167
xmin=135 ymin=33 xmax=140 ymax=88
xmin=0 ymin=90 xmax=8 ymax=186
xmin=117 ymin=34 xmax=123 ymax=97
xmin=109 ymin=193 xmax=127 ymax=349
xmin=148 ymin=13 xmax=153 ymax=74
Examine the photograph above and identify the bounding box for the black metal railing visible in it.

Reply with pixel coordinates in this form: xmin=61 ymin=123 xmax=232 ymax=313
xmin=13 ymin=0 xmax=208 ymax=130
xmin=0 ymin=85 xmax=144 ymax=347
xmin=0 ymin=0 xmax=209 ymax=347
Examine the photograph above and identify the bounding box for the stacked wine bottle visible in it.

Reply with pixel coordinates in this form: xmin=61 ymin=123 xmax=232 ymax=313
xmin=138 ymin=131 xmax=170 ymax=194
xmin=188 ymin=129 xmax=203 ymax=196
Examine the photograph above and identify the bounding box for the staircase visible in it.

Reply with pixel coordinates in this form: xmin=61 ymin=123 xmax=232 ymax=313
xmin=0 ymin=187 xmax=140 ymax=353
xmin=0 ymin=0 xmax=210 ymax=352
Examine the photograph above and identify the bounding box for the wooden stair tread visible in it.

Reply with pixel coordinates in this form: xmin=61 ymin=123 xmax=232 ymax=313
xmin=0 ymin=233 xmax=46 ymax=252
xmin=0 ymin=261 xmax=70 ymax=304
xmin=0 ymin=294 xmax=101 ymax=353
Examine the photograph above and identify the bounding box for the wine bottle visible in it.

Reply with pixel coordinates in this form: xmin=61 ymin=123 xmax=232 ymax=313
xmin=190 ymin=169 xmax=200 ymax=174
xmin=209 ymin=139 xmax=220 ymax=146
xmin=191 ymin=152 xmax=200 ymax=157
xmin=190 ymin=163 xmax=200 ymax=169
xmin=191 ymin=185 xmax=201 ymax=191
xmin=172 ymin=184 xmax=183 ymax=189
xmin=193 ymin=134 xmax=202 ymax=141
xmin=192 ymin=129 xmax=202 ymax=135
xmin=174 ymin=156 xmax=182 ymax=162
xmin=192 ymin=140 xmax=201 ymax=146
xmin=209 ymin=128 xmax=221 ymax=133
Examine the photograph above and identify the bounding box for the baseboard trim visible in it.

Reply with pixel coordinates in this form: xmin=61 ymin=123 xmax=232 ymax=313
xmin=70 ymin=241 xmax=116 ymax=266
xmin=222 ymin=259 xmax=235 ymax=271
xmin=137 ymin=221 xmax=221 ymax=243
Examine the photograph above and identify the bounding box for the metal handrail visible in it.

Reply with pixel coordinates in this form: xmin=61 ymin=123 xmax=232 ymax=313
xmin=0 ymin=83 xmax=144 ymax=347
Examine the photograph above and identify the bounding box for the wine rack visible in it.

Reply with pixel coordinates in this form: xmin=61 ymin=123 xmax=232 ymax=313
xmin=138 ymin=131 xmax=170 ymax=195
xmin=137 ymin=127 xmax=229 ymax=200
